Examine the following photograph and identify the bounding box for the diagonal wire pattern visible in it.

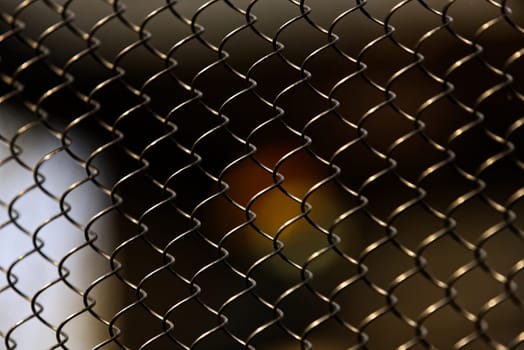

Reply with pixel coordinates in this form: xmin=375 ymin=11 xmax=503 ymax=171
xmin=0 ymin=0 xmax=522 ymax=349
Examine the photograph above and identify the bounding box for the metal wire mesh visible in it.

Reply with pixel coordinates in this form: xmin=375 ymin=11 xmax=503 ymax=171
xmin=0 ymin=0 xmax=523 ymax=349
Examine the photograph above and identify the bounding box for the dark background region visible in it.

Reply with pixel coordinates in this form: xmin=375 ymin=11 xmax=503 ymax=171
xmin=0 ymin=1 xmax=523 ymax=349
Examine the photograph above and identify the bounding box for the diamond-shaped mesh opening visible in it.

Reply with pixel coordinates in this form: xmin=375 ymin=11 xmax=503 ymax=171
xmin=0 ymin=0 xmax=522 ymax=349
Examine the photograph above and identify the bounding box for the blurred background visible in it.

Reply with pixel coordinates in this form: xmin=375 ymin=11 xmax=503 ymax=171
xmin=0 ymin=0 xmax=523 ymax=349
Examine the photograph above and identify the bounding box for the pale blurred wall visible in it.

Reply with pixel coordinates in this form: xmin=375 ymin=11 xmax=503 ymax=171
xmin=0 ymin=102 xmax=119 ymax=349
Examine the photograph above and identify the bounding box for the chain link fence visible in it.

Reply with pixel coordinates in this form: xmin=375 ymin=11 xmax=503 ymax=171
xmin=0 ymin=0 xmax=523 ymax=349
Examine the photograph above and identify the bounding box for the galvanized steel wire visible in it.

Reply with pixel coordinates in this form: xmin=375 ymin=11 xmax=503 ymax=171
xmin=0 ymin=0 xmax=523 ymax=349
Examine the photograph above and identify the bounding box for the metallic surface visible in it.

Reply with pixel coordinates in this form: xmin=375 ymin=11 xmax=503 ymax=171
xmin=0 ymin=0 xmax=522 ymax=349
